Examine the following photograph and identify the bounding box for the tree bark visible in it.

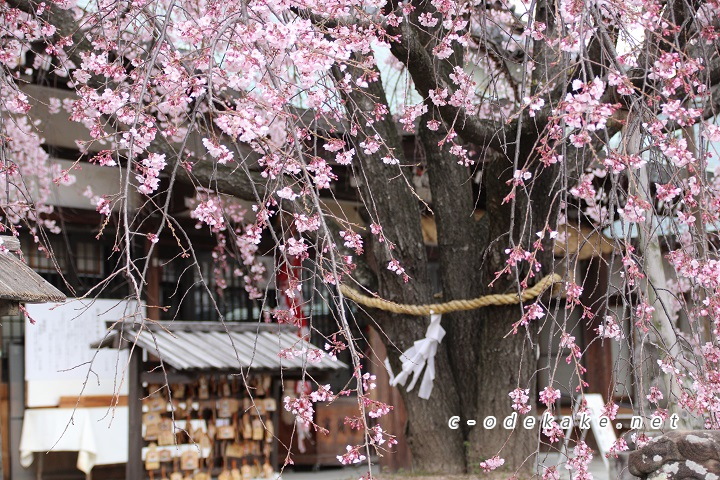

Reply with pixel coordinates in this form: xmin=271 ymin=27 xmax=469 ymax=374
xmin=470 ymin=305 xmax=539 ymax=470
xmin=336 ymin=57 xmax=468 ymax=473
xmin=464 ymin=149 xmax=558 ymax=473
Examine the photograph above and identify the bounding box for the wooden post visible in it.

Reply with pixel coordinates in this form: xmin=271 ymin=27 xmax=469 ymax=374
xmin=581 ymin=256 xmax=614 ymax=398
xmin=126 ymin=350 xmax=143 ymax=480
xmin=0 ymin=308 xmax=4 ymax=480
xmin=34 ymin=454 xmax=41 ymax=480
xmin=271 ymin=378 xmax=280 ymax=470
xmin=368 ymin=326 xmax=411 ymax=471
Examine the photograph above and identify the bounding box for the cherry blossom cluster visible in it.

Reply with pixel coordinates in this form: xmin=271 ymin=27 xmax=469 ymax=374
xmin=283 ymin=395 xmax=315 ymax=427
xmin=566 ymin=441 xmax=594 ymax=480
xmin=478 ymin=455 xmax=505 ymax=472
xmin=509 ymin=388 xmax=531 ymax=414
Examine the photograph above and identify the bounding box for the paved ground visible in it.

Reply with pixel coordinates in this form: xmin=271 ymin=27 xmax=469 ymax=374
xmin=278 ymin=453 xmax=614 ymax=479
xmin=279 ymin=466 xmax=367 ymax=479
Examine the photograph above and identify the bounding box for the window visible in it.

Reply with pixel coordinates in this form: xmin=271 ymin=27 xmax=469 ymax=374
xmin=21 ymin=233 xmax=124 ymax=298
xmin=158 ymin=253 xmax=259 ymax=321
xmin=74 ymin=241 xmax=103 ymax=276
xmin=23 ymin=236 xmax=67 ymax=274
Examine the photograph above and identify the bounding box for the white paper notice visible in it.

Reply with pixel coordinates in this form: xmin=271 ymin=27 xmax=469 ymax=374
xmin=25 ymin=299 xmax=142 ymax=407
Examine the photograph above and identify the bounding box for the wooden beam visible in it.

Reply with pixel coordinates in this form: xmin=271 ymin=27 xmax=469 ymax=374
xmin=139 ymin=369 xmax=293 ymax=384
xmin=111 ymin=321 xmax=296 ymax=334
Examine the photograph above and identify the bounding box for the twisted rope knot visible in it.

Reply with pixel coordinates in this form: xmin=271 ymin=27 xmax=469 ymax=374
xmin=339 ymin=273 xmax=563 ymax=315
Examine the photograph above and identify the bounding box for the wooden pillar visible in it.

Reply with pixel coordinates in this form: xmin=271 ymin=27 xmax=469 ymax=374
xmin=9 ymin=344 xmax=31 ymax=480
xmin=0 ymin=314 xmax=5 ymax=480
xmin=368 ymin=327 xmax=411 ymax=471
xmin=581 ymin=256 xmax=615 ymax=399
xmin=126 ymin=350 xmax=143 ymax=480
xmin=0 ymin=383 xmax=7 ymax=480
xmin=271 ymin=377 xmax=280 ymax=470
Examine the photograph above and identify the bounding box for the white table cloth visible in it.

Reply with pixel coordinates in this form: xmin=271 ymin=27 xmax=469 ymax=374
xmin=19 ymin=406 xmax=129 ymax=474
xmin=20 ymin=408 xmax=96 ymax=474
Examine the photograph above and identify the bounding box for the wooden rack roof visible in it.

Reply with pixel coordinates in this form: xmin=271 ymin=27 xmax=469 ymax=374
xmin=0 ymin=236 xmax=66 ymax=304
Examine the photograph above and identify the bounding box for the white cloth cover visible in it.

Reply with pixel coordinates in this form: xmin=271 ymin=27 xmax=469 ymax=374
xmin=20 ymin=408 xmax=97 ymax=474
xmin=389 ymin=313 xmax=445 ymax=399
xmin=19 ymin=406 xmax=129 ymax=473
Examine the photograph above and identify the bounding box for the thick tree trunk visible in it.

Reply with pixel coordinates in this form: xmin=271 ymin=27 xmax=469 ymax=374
xmin=419 ymin=118 xmax=484 ymax=449
xmin=468 ymin=306 xmax=538 ymax=471
xmin=380 ymin=315 xmax=469 ymax=473
xmin=364 ymin=143 xmax=557 ymax=474
xmin=335 ymin=57 xmax=467 ymax=473
xmin=334 ymin=46 xmax=558 ymax=473
xmin=465 ymin=145 xmax=559 ymax=473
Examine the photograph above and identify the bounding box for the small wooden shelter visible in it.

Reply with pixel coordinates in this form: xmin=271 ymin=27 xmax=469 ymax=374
xmin=0 ymin=235 xmax=65 ymax=480
xmin=94 ymin=321 xmax=348 ymax=479
xmin=0 ymin=235 xmax=66 ymax=315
